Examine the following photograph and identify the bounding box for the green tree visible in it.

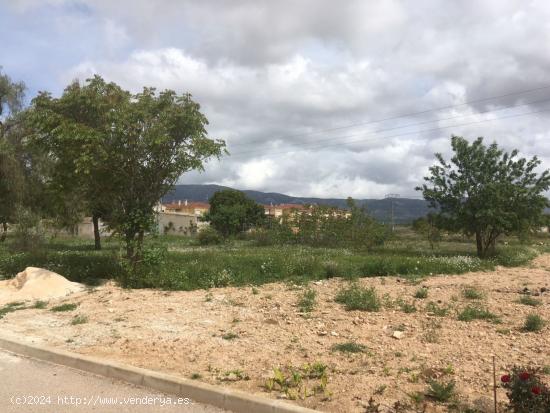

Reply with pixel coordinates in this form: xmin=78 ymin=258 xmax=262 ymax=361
xmin=203 ymin=189 xmax=265 ymax=237
xmin=417 ymin=136 xmax=550 ymax=258
xmin=30 ymin=76 xmax=130 ymax=249
xmin=0 ymin=69 xmax=26 ymax=241
xmin=31 ymin=76 xmax=225 ymax=266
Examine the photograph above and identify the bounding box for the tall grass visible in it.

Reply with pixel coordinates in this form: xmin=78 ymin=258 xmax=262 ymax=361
xmin=0 ymin=234 xmax=545 ymax=291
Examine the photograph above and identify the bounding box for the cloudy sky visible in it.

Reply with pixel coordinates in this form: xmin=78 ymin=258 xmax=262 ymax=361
xmin=2 ymin=0 xmax=550 ymax=199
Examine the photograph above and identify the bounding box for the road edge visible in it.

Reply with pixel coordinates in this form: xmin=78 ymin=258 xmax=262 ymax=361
xmin=0 ymin=335 xmax=320 ymax=413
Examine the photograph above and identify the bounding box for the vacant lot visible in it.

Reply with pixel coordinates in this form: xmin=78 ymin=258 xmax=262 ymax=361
xmin=1 ymin=252 xmax=549 ymax=412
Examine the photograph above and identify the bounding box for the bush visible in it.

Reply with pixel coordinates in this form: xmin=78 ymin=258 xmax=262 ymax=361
xmin=414 ymin=287 xmax=429 ymax=299
xmin=462 ymin=286 xmax=484 ymax=300
xmin=426 ymin=379 xmax=456 ymax=402
xmin=457 ymin=305 xmax=499 ymax=322
xmin=501 ymin=367 xmax=550 ymax=412
xmin=197 ymin=227 xmax=223 ymax=245
xmin=297 ymin=288 xmax=316 ymax=313
xmin=11 ymin=208 xmax=45 ymax=252
xmin=335 ymin=283 xmax=380 ymax=311
xmin=517 ymin=296 xmax=542 ymax=307
xmin=331 ymin=342 xmax=367 ymax=354
xmin=523 ymin=314 xmax=545 ymax=332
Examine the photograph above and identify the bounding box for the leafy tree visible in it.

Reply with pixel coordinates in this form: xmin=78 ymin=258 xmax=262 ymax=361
xmin=0 ymin=69 xmax=26 ymax=241
xmin=417 ymin=136 xmax=550 ymax=258
xmin=203 ymin=189 xmax=265 ymax=237
xmin=31 ymin=76 xmax=225 ymax=266
xmin=30 ymin=76 xmax=130 ymax=249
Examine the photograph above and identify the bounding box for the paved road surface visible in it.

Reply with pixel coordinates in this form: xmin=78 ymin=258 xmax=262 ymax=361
xmin=0 ymin=350 xmax=229 ymax=413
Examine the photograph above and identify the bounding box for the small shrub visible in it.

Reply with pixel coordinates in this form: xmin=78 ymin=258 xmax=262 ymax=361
xmin=398 ymin=300 xmax=417 ymax=313
xmin=331 ymin=342 xmax=367 ymax=354
xmin=462 ymin=286 xmax=484 ymax=300
xmin=190 ymin=373 xmax=202 ymax=380
xmin=51 ymin=303 xmax=78 ymax=312
xmin=197 ymin=227 xmax=223 ymax=245
xmin=71 ymin=315 xmax=88 ymax=325
xmin=0 ymin=301 xmax=26 ymax=319
xmin=501 ymin=367 xmax=550 ymax=412
xmin=522 ymin=314 xmax=545 ymax=332
xmin=425 ymin=301 xmax=449 ymax=316
xmin=335 ymin=283 xmax=380 ymax=312
xmin=32 ymin=300 xmax=48 ymax=309
xmin=297 ymin=288 xmax=316 ymax=313
xmin=457 ymin=305 xmax=499 ymax=322
xmin=426 ymin=379 xmax=455 ymax=402
xmin=414 ymin=287 xmax=428 ymax=299
xmin=323 ymin=260 xmax=340 ymax=278
xmin=517 ymin=296 xmax=542 ymax=307
xmin=222 ymin=332 xmax=238 ymax=340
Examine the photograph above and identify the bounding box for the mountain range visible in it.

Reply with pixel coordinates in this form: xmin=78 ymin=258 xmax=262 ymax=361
xmin=163 ymin=184 xmax=431 ymax=223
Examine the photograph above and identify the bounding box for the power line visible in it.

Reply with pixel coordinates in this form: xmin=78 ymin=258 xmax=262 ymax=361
xmin=230 ymin=96 xmax=550 ymax=157
xmin=228 ymin=84 xmax=550 ymax=147
xmin=228 ymin=105 xmax=550 ymax=160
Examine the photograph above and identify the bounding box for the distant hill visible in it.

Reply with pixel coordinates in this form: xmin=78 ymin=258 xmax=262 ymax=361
xmin=163 ymin=184 xmax=431 ymax=223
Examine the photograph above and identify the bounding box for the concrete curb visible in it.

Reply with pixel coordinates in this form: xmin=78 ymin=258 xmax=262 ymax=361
xmin=0 ymin=335 xmax=320 ymax=413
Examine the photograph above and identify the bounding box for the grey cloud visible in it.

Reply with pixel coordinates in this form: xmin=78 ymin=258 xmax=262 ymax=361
xmin=4 ymin=0 xmax=550 ymax=198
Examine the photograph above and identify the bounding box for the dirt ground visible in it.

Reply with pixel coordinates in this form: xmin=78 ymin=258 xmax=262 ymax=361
xmin=1 ymin=255 xmax=549 ymax=412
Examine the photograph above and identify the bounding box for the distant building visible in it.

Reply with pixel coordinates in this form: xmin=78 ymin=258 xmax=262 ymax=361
xmin=157 ymin=211 xmax=198 ymax=235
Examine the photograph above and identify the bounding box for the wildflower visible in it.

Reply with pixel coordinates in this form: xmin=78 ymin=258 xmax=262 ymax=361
xmin=501 ymin=374 xmax=511 ymax=383
xmin=531 ymin=386 xmax=542 ymax=395
xmin=519 ymin=372 xmax=530 ymax=381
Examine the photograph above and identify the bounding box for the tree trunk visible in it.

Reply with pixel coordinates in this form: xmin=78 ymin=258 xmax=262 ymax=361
xmin=92 ymin=214 xmax=101 ymax=250
xmin=475 ymin=231 xmax=484 ymax=258
xmin=0 ymin=222 xmax=7 ymax=242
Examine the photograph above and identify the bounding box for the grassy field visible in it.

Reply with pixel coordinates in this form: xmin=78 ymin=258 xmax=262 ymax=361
xmin=0 ymin=228 xmax=548 ymax=290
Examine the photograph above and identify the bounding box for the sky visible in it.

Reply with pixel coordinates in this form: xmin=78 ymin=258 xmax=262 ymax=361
xmin=1 ymin=0 xmax=550 ymax=199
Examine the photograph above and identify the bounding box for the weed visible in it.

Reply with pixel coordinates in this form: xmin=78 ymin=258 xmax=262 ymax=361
xmin=264 ymin=362 xmax=329 ymax=400
xmin=205 ymin=292 xmax=213 ymax=302
xmin=425 ymin=301 xmax=449 ymax=316
xmin=297 ymin=288 xmax=316 ymax=313
xmin=31 ymin=300 xmax=48 ymax=309
xmin=222 ymin=332 xmax=238 ymax=340
xmin=71 ymin=315 xmax=88 ymax=325
xmin=51 ymin=303 xmax=78 ymax=312
xmin=414 ymin=287 xmax=429 ymax=299
xmin=331 ymin=342 xmax=367 ymax=354
xmin=426 ymin=379 xmax=456 ymax=402
xmin=396 ymin=299 xmax=417 ymax=313
xmin=522 ymin=314 xmax=545 ymax=332
xmin=457 ymin=305 xmax=499 ymax=322
xmin=408 ymin=391 xmax=425 ymax=404
xmin=422 ymin=319 xmax=442 ymax=343
xmin=462 ymin=286 xmax=484 ymax=300
xmin=0 ymin=301 xmax=26 ymax=319
xmin=190 ymin=373 xmax=202 ymax=380
xmin=251 ymin=287 xmax=259 ymax=295
xmin=335 ymin=283 xmax=380 ymax=312
xmin=323 ymin=260 xmax=340 ymax=278
xmin=517 ymin=295 xmax=542 ymax=307
xmin=374 ymin=385 xmax=386 ymax=395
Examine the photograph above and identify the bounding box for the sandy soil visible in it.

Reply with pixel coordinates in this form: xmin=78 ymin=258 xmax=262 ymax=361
xmin=1 ymin=256 xmax=549 ymax=412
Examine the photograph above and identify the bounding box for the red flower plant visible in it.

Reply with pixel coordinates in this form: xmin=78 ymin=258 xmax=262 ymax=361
xmin=501 ymin=374 xmax=511 ymax=383
xmin=531 ymin=386 xmax=542 ymax=395
xmin=519 ymin=372 xmax=530 ymax=381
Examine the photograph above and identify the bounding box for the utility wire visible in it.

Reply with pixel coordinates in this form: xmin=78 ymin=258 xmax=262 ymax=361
xmin=228 ymin=84 xmax=550 ymax=147
xmin=228 ymin=105 xmax=550 ymax=160
xmin=230 ymin=97 xmax=550 ymax=157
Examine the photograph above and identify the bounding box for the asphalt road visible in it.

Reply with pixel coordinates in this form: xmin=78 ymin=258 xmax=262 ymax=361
xmin=0 ymin=350 xmax=229 ymax=413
